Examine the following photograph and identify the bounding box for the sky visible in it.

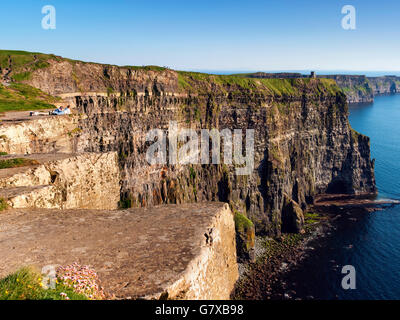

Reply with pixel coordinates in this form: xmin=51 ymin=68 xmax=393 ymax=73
xmin=1 ymin=0 xmax=400 ymax=72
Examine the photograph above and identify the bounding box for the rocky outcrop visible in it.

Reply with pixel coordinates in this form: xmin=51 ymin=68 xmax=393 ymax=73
xmin=0 ymin=153 xmax=120 ymax=209
xmin=234 ymin=212 xmax=255 ymax=262
xmin=0 ymin=202 xmax=238 ymax=300
xmin=75 ymin=82 xmax=375 ymax=236
xmin=0 ymin=52 xmax=376 ymax=237
xmin=0 ymin=116 xmax=79 ymax=154
xmin=281 ymin=196 xmax=304 ymax=233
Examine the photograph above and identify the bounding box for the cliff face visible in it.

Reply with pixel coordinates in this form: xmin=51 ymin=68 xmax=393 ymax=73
xmin=4 ymin=54 xmax=376 ymax=236
xmin=319 ymin=75 xmax=400 ymax=103
xmin=319 ymin=75 xmax=374 ymax=103
xmin=368 ymin=76 xmax=400 ymax=96
xmin=231 ymin=72 xmax=400 ymax=104
xmin=0 ymin=152 xmax=120 ymax=210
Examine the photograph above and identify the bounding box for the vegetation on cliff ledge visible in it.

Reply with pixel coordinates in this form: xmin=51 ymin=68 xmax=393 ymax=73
xmin=0 ymin=197 xmax=8 ymax=211
xmin=234 ymin=211 xmax=254 ymax=233
xmin=0 ymin=158 xmax=39 ymax=169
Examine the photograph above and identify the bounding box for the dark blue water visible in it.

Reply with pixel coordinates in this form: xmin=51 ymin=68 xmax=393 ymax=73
xmin=343 ymin=95 xmax=400 ymax=299
xmin=282 ymin=94 xmax=400 ymax=300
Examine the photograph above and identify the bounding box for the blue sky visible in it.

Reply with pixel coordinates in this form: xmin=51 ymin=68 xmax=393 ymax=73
xmin=1 ymin=0 xmax=400 ymax=72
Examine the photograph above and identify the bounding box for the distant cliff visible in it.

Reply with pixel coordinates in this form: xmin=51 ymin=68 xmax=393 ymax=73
xmin=232 ymin=71 xmax=400 ymax=104
xmin=0 ymin=50 xmax=377 ymax=237
xmin=317 ymin=75 xmax=400 ymax=103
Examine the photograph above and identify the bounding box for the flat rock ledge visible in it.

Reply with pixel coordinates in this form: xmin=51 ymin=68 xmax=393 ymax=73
xmin=0 ymin=202 xmax=238 ymax=300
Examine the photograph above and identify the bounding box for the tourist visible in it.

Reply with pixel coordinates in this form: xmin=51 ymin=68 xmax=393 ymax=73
xmin=50 ymin=106 xmax=65 ymax=115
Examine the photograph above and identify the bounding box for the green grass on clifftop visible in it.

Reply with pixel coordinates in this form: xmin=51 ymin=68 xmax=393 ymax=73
xmin=0 ymin=50 xmax=59 ymax=81
xmin=177 ymin=71 xmax=341 ymax=96
xmin=0 ymin=49 xmax=342 ymax=112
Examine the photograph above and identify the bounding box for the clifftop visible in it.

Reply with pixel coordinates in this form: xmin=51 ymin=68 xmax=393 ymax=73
xmin=0 ymin=50 xmax=341 ymax=100
xmin=232 ymin=71 xmax=400 ymax=104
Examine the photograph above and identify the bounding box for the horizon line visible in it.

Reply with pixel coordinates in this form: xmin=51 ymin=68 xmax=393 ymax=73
xmin=2 ymin=49 xmax=400 ymax=76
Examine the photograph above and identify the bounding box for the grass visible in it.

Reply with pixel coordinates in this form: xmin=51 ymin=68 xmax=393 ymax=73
xmin=0 ymin=197 xmax=8 ymax=211
xmin=258 ymin=211 xmax=323 ymax=259
xmin=0 ymin=152 xmax=7 ymax=155
xmin=341 ymin=82 xmax=373 ymax=96
xmin=0 ymin=267 xmax=87 ymax=300
xmin=0 ymin=83 xmax=57 ymax=113
xmin=0 ymin=50 xmax=56 ymax=81
xmin=126 ymin=65 xmax=167 ymax=72
xmin=177 ymin=71 xmax=341 ymax=97
xmin=0 ymin=158 xmax=39 ymax=169
xmin=234 ymin=211 xmax=254 ymax=233
xmin=0 ymin=50 xmax=59 ymax=112
xmin=304 ymin=212 xmax=321 ymax=225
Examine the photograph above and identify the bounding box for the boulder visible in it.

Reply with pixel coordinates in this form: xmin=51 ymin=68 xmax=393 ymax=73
xmin=282 ymin=196 xmax=305 ymax=234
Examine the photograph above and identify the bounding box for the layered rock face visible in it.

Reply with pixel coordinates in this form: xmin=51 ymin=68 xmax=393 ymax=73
xmin=318 ymin=75 xmax=374 ymax=103
xmin=15 ymin=58 xmax=376 ymax=236
xmin=0 ymin=116 xmax=79 ymax=154
xmin=233 ymin=72 xmax=400 ymax=104
xmin=319 ymin=75 xmax=400 ymax=103
xmin=368 ymin=76 xmax=400 ymax=96
xmin=0 ymin=153 xmax=120 ymax=210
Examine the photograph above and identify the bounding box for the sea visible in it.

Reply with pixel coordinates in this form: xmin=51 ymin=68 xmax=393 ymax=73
xmin=277 ymin=94 xmax=400 ymax=300
xmin=201 ymin=69 xmax=400 ymax=299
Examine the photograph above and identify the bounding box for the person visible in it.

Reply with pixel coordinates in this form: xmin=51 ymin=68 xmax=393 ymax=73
xmin=64 ymin=106 xmax=71 ymax=115
xmin=50 ymin=106 xmax=65 ymax=115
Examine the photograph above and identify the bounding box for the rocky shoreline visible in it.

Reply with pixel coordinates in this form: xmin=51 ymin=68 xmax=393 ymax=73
xmin=232 ymin=195 xmax=396 ymax=300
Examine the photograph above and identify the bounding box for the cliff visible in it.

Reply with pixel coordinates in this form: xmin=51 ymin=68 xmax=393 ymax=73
xmin=0 ymin=152 xmax=120 ymax=209
xmin=0 ymin=50 xmax=376 ymax=237
xmin=317 ymin=75 xmax=400 ymax=103
xmin=232 ymin=71 xmax=400 ymax=104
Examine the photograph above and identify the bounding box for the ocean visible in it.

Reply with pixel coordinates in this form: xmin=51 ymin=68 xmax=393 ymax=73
xmin=281 ymin=94 xmax=400 ymax=299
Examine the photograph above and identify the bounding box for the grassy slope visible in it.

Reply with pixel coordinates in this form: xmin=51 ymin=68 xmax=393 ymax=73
xmin=0 ymin=50 xmax=62 ymax=113
xmin=0 ymin=83 xmax=58 ymax=113
xmin=0 ymin=50 xmax=59 ymax=81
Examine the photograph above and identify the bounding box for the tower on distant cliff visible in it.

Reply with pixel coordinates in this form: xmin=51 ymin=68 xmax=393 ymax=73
xmin=310 ymin=71 xmax=316 ymax=78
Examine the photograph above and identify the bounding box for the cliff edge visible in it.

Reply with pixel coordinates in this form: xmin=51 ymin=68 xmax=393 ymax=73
xmin=0 ymin=50 xmax=376 ymax=238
